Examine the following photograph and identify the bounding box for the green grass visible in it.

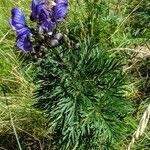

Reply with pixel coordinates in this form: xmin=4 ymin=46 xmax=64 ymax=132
xmin=0 ymin=0 xmax=149 ymax=149
xmin=0 ymin=0 xmax=49 ymax=146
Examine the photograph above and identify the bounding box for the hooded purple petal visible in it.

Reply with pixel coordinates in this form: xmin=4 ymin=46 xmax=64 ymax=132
xmin=17 ymin=29 xmax=32 ymax=52
xmin=30 ymin=0 xmax=46 ymax=21
xmin=53 ymin=0 xmax=68 ymax=21
xmin=17 ymin=33 xmax=32 ymax=52
xmin=38 ymin=7 xmax=56 ymax=32
xmin=9 ymin=8 xmax=32 ymax=52
xmin=9 ymin=8 xmax=26 ymax=31
xmin=17 ymin=28 xmax=31 ymax=38
xmin=30 ymin=0 xmax=38 ymax=21
xmin=16 ymin=27 xmax=32 ymax=51
xmin=40 ymin=19 xmax=56 ymax=32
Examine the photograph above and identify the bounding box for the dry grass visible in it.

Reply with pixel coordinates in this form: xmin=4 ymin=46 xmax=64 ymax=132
xmin=128 ymin=104 xmax=150 ymax=150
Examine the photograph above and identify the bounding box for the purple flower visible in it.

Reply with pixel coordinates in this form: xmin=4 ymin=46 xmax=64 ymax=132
xmin=9 ymin=8 xmax=32 ymax=52
xmin=31 ymin=0 xmax=55 ymax=32
xmin=17 ymin=31 xmax=32 ymax=52
xmin=9 ymin=8 xmax=26 ymax=31
xmin=53 ymin=0 xmax=68 ymax=22
xmin=30 ymin=0 xmax=45 ymax=21
xmin=39 ymin=7 xmax=56 ymax=32
xmin=30 ymin=0 xmax=68 ymax=32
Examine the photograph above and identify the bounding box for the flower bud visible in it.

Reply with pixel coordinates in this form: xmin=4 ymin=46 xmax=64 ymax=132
xmin=40 ymin=35 xmax=45 ymax=40
xmin=73 ymin=43 xmax=80 ymax=50
xmin=50 ymin=39 xmax=59 ymax=47
xmin=30 ymin=35 xmax=35 ymax=43
xmin=53 ymin=33 xmax=63 ymax=41
xmin=40 ymin=45 xmax=47 ymax=52
xmin=30 ymin=50 xmax=37 ymax=61
xmin=65 ymin=29 xmax=69 ymax=35
xmin=39 ymin=52 xmax=44 ymax=57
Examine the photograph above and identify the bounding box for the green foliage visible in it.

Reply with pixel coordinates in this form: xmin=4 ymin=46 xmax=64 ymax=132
xmin=34 ymin=42 xmax=132 ymax=149
xmin=0 ymin=0 xmax=149 ymax=149
xmin=126 ymin=0 xmax=150 ymax=39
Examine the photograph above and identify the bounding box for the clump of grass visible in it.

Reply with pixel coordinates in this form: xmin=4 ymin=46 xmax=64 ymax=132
xmin=128 ymin=104 xmax=150 ymax=150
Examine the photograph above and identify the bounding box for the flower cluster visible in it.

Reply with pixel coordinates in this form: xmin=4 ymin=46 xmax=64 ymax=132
xmin=30 ymin=0 xmax=68 ymax=32
xmin=9 ymin=0 xmax=68 ymax=52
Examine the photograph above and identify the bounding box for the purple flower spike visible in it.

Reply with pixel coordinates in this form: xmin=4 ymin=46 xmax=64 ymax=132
xmin=53 ymin=0 xmax=68 ymax=22
xmin=9 ymin=8 xmax=32 ymax=52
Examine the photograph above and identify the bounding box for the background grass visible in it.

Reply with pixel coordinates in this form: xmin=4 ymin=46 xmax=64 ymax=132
xmin=0 ymin=0 xmax=149 ymax=149
xmin=0 ymin=1 xmax=50 ymax=149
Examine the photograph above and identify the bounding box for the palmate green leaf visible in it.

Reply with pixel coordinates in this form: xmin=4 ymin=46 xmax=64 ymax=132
xmin=34 ymin=44 xmax=132 ymax=149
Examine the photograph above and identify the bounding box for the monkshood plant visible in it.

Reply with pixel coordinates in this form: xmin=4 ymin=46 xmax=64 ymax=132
xmin=9 ymin=0 xmax=132 ymax=149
